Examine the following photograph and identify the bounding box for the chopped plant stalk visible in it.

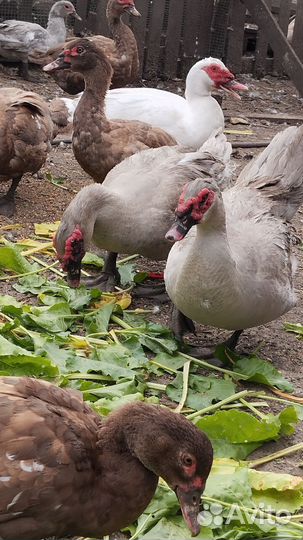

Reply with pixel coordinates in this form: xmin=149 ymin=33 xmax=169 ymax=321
xmin=272 ymin=388 xmax=303 ymax=404
xmin=117 ymin=254 xmax=139 ymax=266
xmin=174 ymin=361 xmax=190 ymax=413
xmin=186 ymin=390 xmax=251 ymax=419
xmin=249 ymin=443 xmax=303 ymax=468
xmin=146 ymin=382 xmax=167 ymax=392
xmin=0 ymin=260 xmax=59 ymax=281
xmin=149 ymin=359 xmax=178 ymax=374
xmin=29 ymin=256 xmax=64 ymax=276
xmin=239 ymin=397 xmax=266 ymax=419
xmin=21 ymin=242 xmax=53 ymax=256
xmin=179 ymin=351 xmax=248 ymax=381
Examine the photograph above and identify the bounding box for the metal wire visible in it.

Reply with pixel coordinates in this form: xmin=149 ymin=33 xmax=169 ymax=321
xmin=0 ymin=0 xmax=77 ymax=26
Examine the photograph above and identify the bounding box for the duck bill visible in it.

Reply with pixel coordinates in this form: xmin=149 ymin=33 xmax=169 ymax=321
xmin=72 ymin=11 xmax=82 ymax=20
xmin=43 ymin=54 xmax=71 ymax=72
xmin=176 ymin=487 xmax=201 ymax=537
xmin=219 ymin=79 xmax=248 ymax=100
xmin=126 ymin=5 xmax=141 ymax=16
xmin=165 ymin=214 xmax=196 ymax=242
xmin=66 ymin=261 xmax=81 ymax=288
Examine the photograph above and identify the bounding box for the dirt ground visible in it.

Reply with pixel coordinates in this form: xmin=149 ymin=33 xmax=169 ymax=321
xmin=0 ymin=64 xmax=302 ymax=477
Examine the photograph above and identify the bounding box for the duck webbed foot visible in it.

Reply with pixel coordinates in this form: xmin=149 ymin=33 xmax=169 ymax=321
xmin=81 ymin=252 xmax=120 ymax=292
xmin=18 ymin=59 xmax=30 ymax=80
xmin=0 ymin=177 xmax=21 ymax=217
xmin=133 ymin=281 xmax=169 ymax=303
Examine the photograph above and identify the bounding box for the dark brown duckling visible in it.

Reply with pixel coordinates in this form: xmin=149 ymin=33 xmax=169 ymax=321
xmin=0 ymin=376 xmax=213 ymax=540
xmin=33 ymin=0 xmax=141 ymax=94
xmin=0 ymin=88 xmax=53 ymax=217
xmin=44 ymin=38 xmax=176 ymax=183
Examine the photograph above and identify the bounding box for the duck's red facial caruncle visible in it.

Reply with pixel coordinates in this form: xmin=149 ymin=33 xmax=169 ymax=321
xmin=116 ymin=0 xmax=141 ymax=16
xmin=54 ymin=226 xmax=85 ymax=288
xmin=203 ymin=63 xmax=248 ymax=99
xmin=166 ymin=184 xmax=215 ymax=242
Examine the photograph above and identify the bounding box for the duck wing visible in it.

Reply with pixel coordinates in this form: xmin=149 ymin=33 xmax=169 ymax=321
xmin=0 ymin=377 xmax=101 ymax=538
xmin=0 ymin=20 xmax=48 ymax=53
xmin=235 ymin=125 xmax=303 ymax=220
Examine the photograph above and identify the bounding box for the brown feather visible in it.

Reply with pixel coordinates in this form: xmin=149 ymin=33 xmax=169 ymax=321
xmin=0 ymin=377 xmax=213 ymax=540
xmin=31 ymin=0 xmax=140 ymax=93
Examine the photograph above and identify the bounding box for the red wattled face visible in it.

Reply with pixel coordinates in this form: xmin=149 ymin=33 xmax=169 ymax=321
xmin=203 ymin=63 xmax=234 ymax=87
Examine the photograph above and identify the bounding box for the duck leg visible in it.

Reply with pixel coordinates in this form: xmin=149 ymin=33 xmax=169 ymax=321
xmin=0 ymin=176 xmax=21 ymax=217
xmin=81 ymin=252 xmax=120 ymax=292
xmin=170 ymin=305 xmax=243 ymax=364
xmin=18 ymin=58 xmax=30 ymax=80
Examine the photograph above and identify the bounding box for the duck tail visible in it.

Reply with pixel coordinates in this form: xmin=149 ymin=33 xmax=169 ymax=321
xmin=178 ymin=129 xmax=234 ymax=189
xmin=236 ymin=125 xmax=303 ymax=220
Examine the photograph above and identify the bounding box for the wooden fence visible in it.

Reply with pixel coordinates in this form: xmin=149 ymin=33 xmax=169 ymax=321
xmin=2 ymin=0 xmax=303 ymax=93
xmin=73 ymin=0 xmax=214 ymax=79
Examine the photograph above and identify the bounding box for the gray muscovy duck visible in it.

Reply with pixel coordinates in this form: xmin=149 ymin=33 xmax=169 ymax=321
xmin=0 ymin=0 xmax=81 ymax=79
xmin=164 ymin=125 xmax=303 ymax=356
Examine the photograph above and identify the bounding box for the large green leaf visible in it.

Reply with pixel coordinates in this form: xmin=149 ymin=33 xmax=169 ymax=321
xmin=0 ymin=244 xmax=34 ymax=273
xmin=196 ymin=409 xmax=297 ymax=459
xmin=84 ymin=303 xmax=115 ymax=334
xmin=0 ymin=334 xmax=59 ymax=377
xmin=232 ymin=356 xmax=293 ymax=392
xmin=23 ymin=302 xmax=76 ymax=333
xmin=139 ymin=516 xmax=213 ymax=540
xmin=167 ymin=373 xmax=236 ymax=410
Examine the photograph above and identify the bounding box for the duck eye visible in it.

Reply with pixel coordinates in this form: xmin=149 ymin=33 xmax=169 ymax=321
xmin=77 ymin=46 xmax=84 ymax=54
xmin=182 ymin=455 xmax=193 ymax=467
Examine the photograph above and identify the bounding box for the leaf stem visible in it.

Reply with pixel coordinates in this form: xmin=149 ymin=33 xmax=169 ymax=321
xmin=146 ymin=382 xmax=167 ymax=392
xmin=249 ymin=443 xmax=303 ymax=468
xmin=117 ymin=254 xmax=139 ymax=266
xmin=179 ymin=352 xmax=248 ymax=380
xmin=174 ymin=360 xmax=191 ymax=413
xmin=0 ymin=260 xmax=59 ymax=281
xmin=186 ymin=390 xmax=251 ymax=420
xmin=240 ymin=397 xmax=266 ymax=419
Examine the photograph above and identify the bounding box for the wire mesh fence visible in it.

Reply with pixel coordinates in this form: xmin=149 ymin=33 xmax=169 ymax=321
xmin=0 ymin=0 xmax=77 ymax=26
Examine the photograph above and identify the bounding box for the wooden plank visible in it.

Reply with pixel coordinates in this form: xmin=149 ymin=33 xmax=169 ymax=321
xmin=196 ymin=0 xmax=214 ymax=59
xmin=144 ymin=0 xmax=166 ymax=77
xmin=95 ymin=0 xmax=109 ymax=36
xmin=181 ymin=0 xmax=204 ymax=76
xmin=254 ymin=0 xmax=271 ymax=77
xmin=292 ymin=0 xmax=303 ymax=62
xmin=74 ymin=0 xmax=89 ymax=33
xmin=243 ymin=0 xmax=303 ymax=96
xmin=226 ymin=0 xmax=246 ymax=73
xmin=164 ymin=0 xmax=185 ymax=78
xmin=226 ymin=112 xmax=303 ymax=123
xmin=274 ymin=0 xmax=291 ymax=72
xmin=129 ymin=0 xmax=151 ymax=76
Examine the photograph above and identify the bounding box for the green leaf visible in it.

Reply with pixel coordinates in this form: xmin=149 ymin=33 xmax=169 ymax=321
xmin=285 ymin=323 xmax=303 ymax=339
xmin=0 ymin=334 xmax=59 ymax=378
xmin=92 ymin=342 xmax=138 ymax=379
xmin=167 ymin=374 xmax=236 ymax=411
xmin=118 ymin=262 xmax=137 ymax=286
xmin=196 ymin=409 xmax=296 ymax=459
xmin=139 ymin=516 xmax=213 ymax=540
xmin=0 ymin=244 xmax=34 ymax=273
xmin=82 ymin=252 xmax=104 ymax=268
xmin=84 ymin=303 xmax=115 ymax=334
xmin=23 ymin=302 xmax=76 ymax=333
xmin=249 ymin=468 xmax=303 ymax=512
xmin=232 ymin=356 xmax=293 ymax=393
xmin=14 ymin=274 xmax=48 ymax=293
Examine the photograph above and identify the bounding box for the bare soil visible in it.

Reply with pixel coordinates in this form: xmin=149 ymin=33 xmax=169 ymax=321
xmin=0 ymin=64 xmax=302 ymax=477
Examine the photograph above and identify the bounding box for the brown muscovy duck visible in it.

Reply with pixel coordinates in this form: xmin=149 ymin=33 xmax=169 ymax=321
xmin=0 ymin=377 xmax=213 ymax=539
xmin=34 ymin=0 xmax=141 ymax=94
xmin=44 ymin=38 xmax=175 ymax=184
xmin=0 ymin=88 xmax=53 ymax=217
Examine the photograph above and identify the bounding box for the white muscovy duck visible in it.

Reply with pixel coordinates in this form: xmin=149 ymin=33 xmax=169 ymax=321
xmin=164 ymin=125 xmax=303 ymax=354
xmin=48 ymin=57 xmax=247 ymax=148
